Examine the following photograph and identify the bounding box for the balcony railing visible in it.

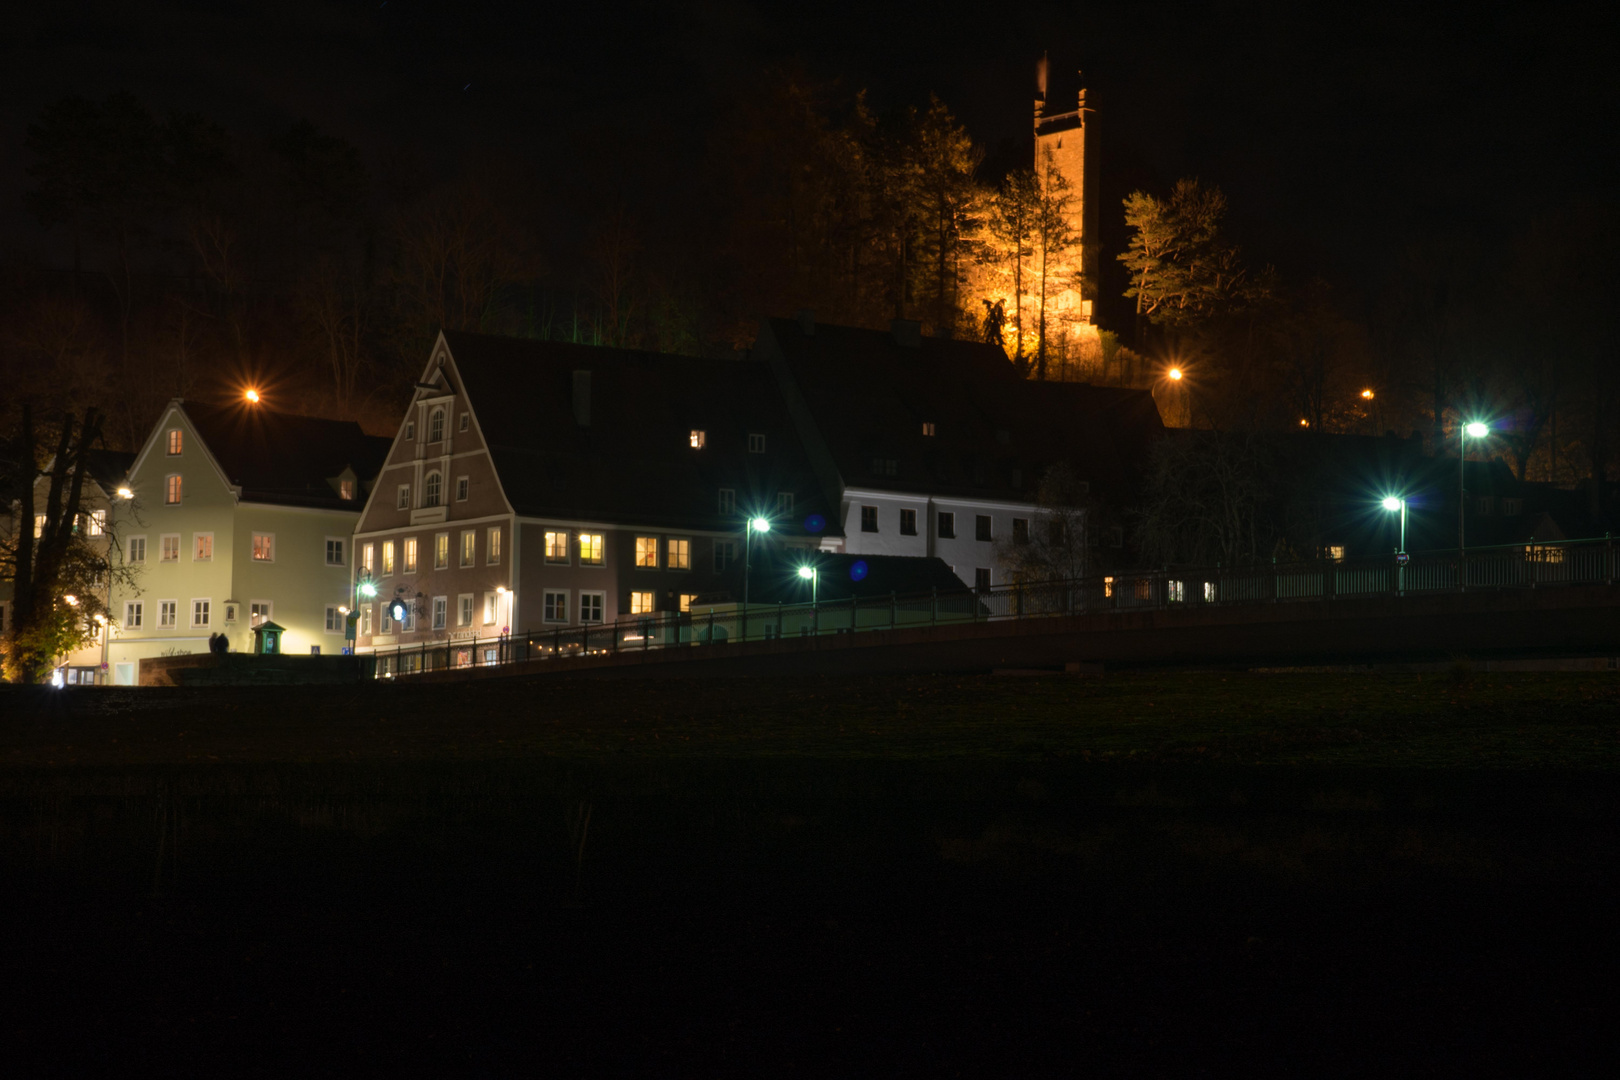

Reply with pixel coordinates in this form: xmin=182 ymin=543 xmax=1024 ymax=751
xmin=368 ymin=535 xmax=1618 ymax=678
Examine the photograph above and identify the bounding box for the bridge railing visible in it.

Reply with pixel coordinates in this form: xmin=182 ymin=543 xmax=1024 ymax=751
xmin=368 ymin=535 xmax=1616 ymax=678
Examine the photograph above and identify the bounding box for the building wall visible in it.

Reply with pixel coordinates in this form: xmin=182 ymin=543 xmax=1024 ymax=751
xmin=836 ymin=487 xmax=1037 ymax=588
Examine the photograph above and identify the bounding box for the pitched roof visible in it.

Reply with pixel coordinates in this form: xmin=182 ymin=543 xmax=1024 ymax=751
xmin=758 ymin=317 xmax=1164 ymax=506
xmin=440 ymin=331 xmax=839 ymax=536
xmin=185 ymin=404 xmax=391 ymax=510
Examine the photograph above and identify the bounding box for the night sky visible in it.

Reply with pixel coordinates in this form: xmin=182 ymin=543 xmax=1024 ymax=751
xmin=4 ymin=1 xmax=1617 ymax=325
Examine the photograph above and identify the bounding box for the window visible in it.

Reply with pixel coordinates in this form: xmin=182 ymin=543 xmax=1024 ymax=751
xmin=159 ymin=600 xmax=177 ymax=628
xmin=900 ymin=509 xmax=917 ymax=536
xmin=544 ymin=590 xmax=568 ymax=623
xmin=860 ymin=506 xmax=878 ymax=532
xmin=1503 ymin=498 xmax=1523 ymax=517
xmin=690 ymin=429 xmax=706 ymax=449
xmin=325 ymin=538 xmax=345 ymax=566
xmin=748 ymin=433 xmax=766 ymax=454
xmin=397 ymin=485 xmax=410 ymax=510
xmin=380 ymin=605 xmax=393 ymax=634
xmin=124 ymin=602 xmax=143 ymax=630
xmin=579 ymin=591 xmax=604 ymax=624
xmin=922 ymin=422 xmax=935 ymax=436
xmin=161 ymin=535 xmax=180 ymax=562
xmin=458 ymin=412 xmax=470 ymax=433
xmin=668 ymin=538 xmax=691 ymax=570
xmin=361 ymin=605 xmax=372 ymax=636
xmin=635 ymin=536 xmax=658 ymax=568
xmin=87 ymin=510 xmax=105 ymax=536
xmin=127 ymin=536 xmax=147 ymax=563
xmin=487 ymin=527 xmax=502 ymax=565
xmin=432 ymin=596 xmax=447 ymax=630
xmin=192 ymin=599 xmax=211 ymax=628
xmin=578 ymin=533 xmax=604 ymax=566
xmin=975 ymin=568 xmax=991 ymax=592
xmin=976 ymin=515 xmax=993 ymax=542
xmin=378 ymin=540 xmax=393 ymax=574
xmin=630 ymin=591 xmax=654 ymax=615
xmin=1168 ymin=580 xmax=1186 ymax=603
xmin=483 ymin=592 xmax=497 ymax=625
xmin=340 ymin=479 xmax=356 ymax=500
xmin=937 ymin=512 xmax=955 ymax=539
xmin=1109 ymin=526 xmax=1124 ymax=549
xmin=456 ymin=476 xmax=469 ymax=501
xmin=872 ymin=458 xmax=898 ymax=476
xmin=460 ymin=530 xmax=475 ymax=567
xmin=1012 ymin=518 xmax=1029 ymax=544
xmin=680 ymin=593 xmax=699 ymax=613
xmin=424 ymin=472 xmax=442 ymax=507
xmin=194 ymin=533 xmax=214 ymax=562
xmin=718 ymin=488 xmax=735 ymax=515
xmin=713 ymin=540 xmax=737 ymax=572
xmin=1203 ymin=582 xmax=1218 ymax=602
xmin=1104 ymin=576 xmax=1114 ymax=599
xmin=362 ymin=543 xmax=375 ymax=573
xmin=250 ymin=602 xmax=272 ymax=627
xmin=545 ymin=530 xmax=569 ymax=563
xmin=33 ymin=514 xmax=44 ymax=538
xmin=165 ymin=475 xmax=182 ymax=504
xmin=405 ymin=421 xmax=415 ymax=440
xmin=403 ymin=538 xmax=418 ymax=573
xmin=252 ymin=532 xmax=275 ymax=562
xmin=326 ymin=606 xmax=344 ymax=633
xmin=1477 ymin=497 xmax=1494 ymax=517
xmin=1326 ymin=545 xmax=1345 ymax=562
xmin=776 ymin=491 xmax=794 ymax=515
xmin=458 ymin=594 xmax=474 ymax=627
xmin=429 ymin=408 xmax=445 ymax=442
xmin=435 ymin=532 xmax=449 ymax=569
xmin=166 ymin=429 xmax=182 ymax=455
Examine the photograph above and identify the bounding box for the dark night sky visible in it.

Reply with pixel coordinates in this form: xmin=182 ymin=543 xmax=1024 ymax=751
xmin=4 ymin=0 xmax=1617 ymax=316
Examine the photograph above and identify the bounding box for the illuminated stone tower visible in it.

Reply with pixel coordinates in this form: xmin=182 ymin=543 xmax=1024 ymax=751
xmin=1033 ymin=56 xmax=1097 ymax=344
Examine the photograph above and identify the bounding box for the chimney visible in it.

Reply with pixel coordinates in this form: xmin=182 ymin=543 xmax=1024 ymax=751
xmin=797 ymin=308 xmax=816 ymax=336
xmin=890 ymin=318 xmax=922 ymax=349
xmin=572 ymin=370 xmax=591 ymax=427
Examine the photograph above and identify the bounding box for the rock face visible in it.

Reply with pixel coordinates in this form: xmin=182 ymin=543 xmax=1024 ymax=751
xmin=138 ymin=652 xmax=376 ymax=686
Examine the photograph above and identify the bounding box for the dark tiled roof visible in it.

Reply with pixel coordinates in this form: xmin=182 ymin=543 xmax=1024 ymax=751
xmin=440 ymin=331 xmax=838 ymax=536
xmin=84 ymin=449 xmax=136 ymax=492
xmin=186 ymin=404 xmax=390 ymax=509
xmin=759 ymin=317 xmax=1164 ymax=507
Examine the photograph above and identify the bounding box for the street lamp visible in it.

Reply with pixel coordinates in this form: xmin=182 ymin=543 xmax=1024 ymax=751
xmin=797 ymin=564 xmax=818 ymax=605
xmin=1459 ymin=419 xmax=1490 ymax=586
xmin=1382 ymin=495 xmax=1408 ymax=595
xmin=1167 ymin=367 xmax=1183 ymax=381
xmin=743 ymin=516 xmax=770 ymax=611
xmin=244 ymin=388 xmax=261 ymax=404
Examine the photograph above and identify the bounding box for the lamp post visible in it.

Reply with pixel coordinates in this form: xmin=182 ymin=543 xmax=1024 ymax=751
xmin=1459 ymin=420 xmax=1489 ymax=588
xmin=1382 ymin=496 xmax=1407 ymax=595
xmin=743 ymin=516 xmax=770 ymax=612
xmin=798 ymin=564 xmax=818 ymax=635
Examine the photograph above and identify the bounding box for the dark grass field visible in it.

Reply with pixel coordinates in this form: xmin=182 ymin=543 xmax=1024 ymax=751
xmin=1 ymin=671 xmax=1617 ymax=1075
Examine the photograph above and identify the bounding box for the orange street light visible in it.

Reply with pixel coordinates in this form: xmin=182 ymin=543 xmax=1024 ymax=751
xmin=1299 ymin=418 xmax=1310 ymax=427
xmin=1167 ymin=367 xmax=1183 ymax=381
xmin=1361 ymin=389 xmax=1375 ymax=400
xmin=245 ymin=389 xmax=261 ymax=404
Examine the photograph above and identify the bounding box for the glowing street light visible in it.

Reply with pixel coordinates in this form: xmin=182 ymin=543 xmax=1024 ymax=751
xmin=1458 ymin=419 xmax=1490 ymax=584
xmin=244 ymin=388 xmax=261 ymax=404
xmin=1361 ymin=389 xmax=1375 ymax=400
xmin=743 ymin=516 xmax=771 ymax=614
xmin=62 ymin=594 xmax=78 ymax=606
xmin=357 ymin=579 xmax=378 ymax=599
xmin=1167 ymin=367 xmax=1183 ymax=381
xmin=797 ymin=563 xmax=818 ymax=606
xmin=116 ymin=486 xmax=133 ymax=499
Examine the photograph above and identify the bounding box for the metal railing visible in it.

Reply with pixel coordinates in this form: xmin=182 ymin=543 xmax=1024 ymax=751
xmin=369 ymin=535 xmax=1618 ymax=678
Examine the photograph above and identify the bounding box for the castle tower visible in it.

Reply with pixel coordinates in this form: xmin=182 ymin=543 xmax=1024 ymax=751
xmin=1033 ymin=57 xmax=1092 ymax=328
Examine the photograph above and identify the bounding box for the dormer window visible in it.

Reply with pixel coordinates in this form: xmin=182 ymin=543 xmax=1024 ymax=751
xmin=429 ymin=408 xmax=445 ymax=443
xmin=339 ymin=479 xmax=356 ymax=500
xmin=748 ymin=433 xmax=765 ymax=454
xmin=922 ymin=422 xmax=936 ymax=436
xmin=690 ymin=429 xmax=706 ymax=449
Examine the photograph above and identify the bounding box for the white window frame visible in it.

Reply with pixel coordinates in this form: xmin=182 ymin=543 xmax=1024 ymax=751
xmin=124 ymin=601 xmax=143 ymax=630
xmin=403 ymin=537 xmax=418 ymax=573
xmin=545 ymin=530 xmax=569 ymax=564
xmin=191 ymin=598 xmax=212 ymax=628
xmin=166 ymin=429 xmax=182 ymax=455
xmin=460 ymin=529 xmax=475 ymax=567
xmin=487 ymin=526 xmax=502 ymax=565
xmin=126 ymin=535 xmax=147 ymax=564
xmin=381 ymin=540 xmax=395 ymax=575
xmin=668 ymin=537 xmax=691 ymax=570
xmin=456 ymin=475 xmax=470 ymax=502
xmin=158 ymin=600 xmax=178 ymax=629
xmin=635 ymin=536 xmax=658 ymax=568
xmin=362 ymin=542 xmax=375 ymax=573
xmin=458 ymin=411 xmax=470 ymax=432
xmin=543 ymin=590 xmax=568 ymax=624
xmin=435 ymin=532 xmax=449 ymax=569
xmin=160 ymin=534 xmax=180 ymax=562
xmin=483 ymin=592 xmax=497 ymax=625
xmin=251 ymin=532 xmax=276 ymax=563
xmin=325 ymin=537 xmax=346 ymax=566
xmin=249 ymin=600 xmax=273 ymax=628
xmin=578 ymin=590 xmax=606 ymax=624
xmin=429 ymin=407 xmax=446 ymax=443
xmin=630 ymin=591 xmax=654 ymax=615
xmin=397 ymin=484 xmax=410 ymax=510
xmin=193 ymin=532 xmax=214 ymax=562
xmin=165 ymin=474 xmax=182 ymax=505
xmin=424 ymin=472 xmax=442 ymax=508
xmin=432 ymin=596 xmax=448 ymax=630
xmin=325 ymin=605 xmax=344 ymax=634
xmin=578 ymin=532 xmax=604 ymax=566
xmin=458 ymin=593 xmax=474 ymax=627
xmin=87 ymin=509 xmax=106 ymax=536
xmin=404 ymin=420 xmax=415 ymax=441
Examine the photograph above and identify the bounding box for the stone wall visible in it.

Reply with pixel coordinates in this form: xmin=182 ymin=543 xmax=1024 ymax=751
xmin=139 ymin=652 xmax=376 ymax=687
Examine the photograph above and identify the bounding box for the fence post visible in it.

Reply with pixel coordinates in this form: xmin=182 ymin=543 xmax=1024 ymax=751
xmin=778 ymin=601 xmax=783 ymax=640
xmin=1608 ymin=533 xmax=1615 ymax=586
xmin=707 ymin=608 xmax=715 ymax=645
xmin=890 ymin=591 xmax=897 ymax=630
xmin=931 ymin=587 xmax=937 ymax=627
xmin=850 ymin=594 xmax=857 ymax=631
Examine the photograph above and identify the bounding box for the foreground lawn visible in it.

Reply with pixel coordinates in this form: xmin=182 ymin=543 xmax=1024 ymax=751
xmin=2 ymin=669 xmax=1616 ymax=769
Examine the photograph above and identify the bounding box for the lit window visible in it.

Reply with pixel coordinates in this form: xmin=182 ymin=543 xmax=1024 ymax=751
xmin=166 ymin=429 xmax=182 ymax=455
xmin=630 ymin=591 xmax=654 ymax=615
xmin=483 ymin=592 xmax=496 ymax=624
xmin=937 ymin=512 xmax=955 ymax=539
xmin=456 ymin=476 xmax=469 ymax=501
xmin=578 ymin=533 xmax=604 ymax=566
xmin=429 ymin=408 xmax=445 ymax=442
xmin=325 ymin=539 xmax=345 ymax=566
xmin=460 ymin=530 xmax=475 ymax=567
xmin=922 ymin=422 xmax=935 ymax=436
xmin=458 ymin=412 xmax=469 ymax=432
xmin=362 ymin=543 xmax=375 ymax=573
xmin=635 ymin=536 xmax=658 ymax=568
xmin=250 ymin=602 xmax=271 ymax=627
xmin=397 ymin=485 xmax=410 ymax=510
xmin=976 ymin=515 xmax=993 ymax=542
xmin=1168 ymin=580 xmax=1185 ymax=602
xmin=424 ymin=473 xmax=442 ymax=507
xmin=252 ymin=533 xmax=275 ymax=562
xmin=1104 ymin=576 xmax=1115 ymax=598
xmin=192 ymin=599 xmax=211 ymax=628
xmin=1326 ymin=545 xmax=1345 ymax=562
xmin=159 ymin=600 xmax=177 ymax=628
xmin=403 ymin=538 xmax=418 ymax=573
xmin=381 ymin=540 xmax=394 ymax=574
xmin=194 ymin=533 xmax=214 ymax=561
xmin=360 ymin=605 xmax=372 ymax=636
xmin=580 ymin=592 xmax=604 ymax=623
xmin=458 ymin=594 xmax=474 ymax=627
xmin=487 ymin=527 xmax=501 ymax=565
xmin=340 ymin=479 xmax=356 ymax=500
xmin=127 ymin=537 xmax=146 ymax=563
xmin=861 ymin=506 xmax=878 ymax=532
xmin=165 ymin=475 xmax=182 ymax=505
xmin=690 ymin=429 xmax=706 ymax=449
xmin=776 ymin=492 xmax=794 ymax=514
xmin=718 ymin=488 xmax=735 ymax=515
xmin=545 ymin=530 xmax=569 ymax=563
xmin=544 ymin=590 xmax=568 ymax=623
xmin=87 ymin=510 xmax=105 ymax=536
xmin=668 ymin=538 xmax=690 ymax=570
xmin=161 ymin=535 xmax=180 ymax=562
xmin=435 ymin=532 xmax=449 ymax=569
xmin=124 ymin=602 xmax=143 ymax=630
xmin=900 ymin=509 xmax=917 ymax=536
xmin=679 ymin=593 xmax=699 ymax=613
xmin=33 ymin=515 xmax=44 ymax=538
xmin=432 ymin=596 xmax=447 ymax=630
xmin=1203 ymin=581 xmax=1217 ymax=602
xmin=748 ymin=433 xmax=765 ymax=454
